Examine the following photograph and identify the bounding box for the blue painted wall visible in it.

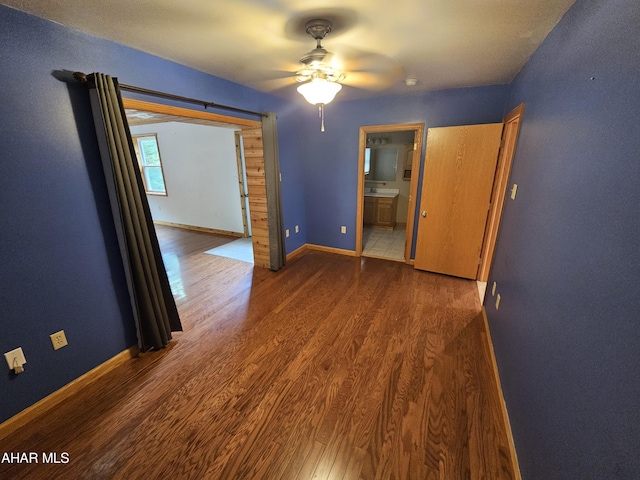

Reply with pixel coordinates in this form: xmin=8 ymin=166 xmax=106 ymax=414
xmin=297 ymin=86 xmax=509 ymax=251
xmin=277 ymin=100 xmax=308 ymax=254
xmin=486 ymin=0 xmax=640 ymax=478
xmin=0 ymin=5 xmax=305 ymax=423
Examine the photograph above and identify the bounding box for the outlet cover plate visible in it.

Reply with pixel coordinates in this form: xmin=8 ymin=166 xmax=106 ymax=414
xmin=50 ymin=330 xmax=68 ymax=350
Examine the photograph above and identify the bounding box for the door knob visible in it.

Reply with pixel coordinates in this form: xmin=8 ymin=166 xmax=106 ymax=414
xmin=421 ymin=211 xmax=427 ymax=217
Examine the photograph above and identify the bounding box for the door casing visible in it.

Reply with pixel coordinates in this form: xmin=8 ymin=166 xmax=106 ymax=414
xmin=355 ymin=123 xmax=425 ymax=262
xmin=477 ymin=104 xmax=525 ymax=281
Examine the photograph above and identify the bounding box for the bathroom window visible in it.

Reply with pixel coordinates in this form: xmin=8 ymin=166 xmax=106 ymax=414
xmin=132 ymin=134 xmax=167 ymax=195
xmin=364 ymin=148 xmax=371 ymax=175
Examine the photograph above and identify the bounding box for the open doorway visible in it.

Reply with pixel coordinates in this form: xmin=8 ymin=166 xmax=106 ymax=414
xmin=356 ymin=123 xmax=425 ymax=263
xmin=122 ymin=98 xmax=273 ymax=269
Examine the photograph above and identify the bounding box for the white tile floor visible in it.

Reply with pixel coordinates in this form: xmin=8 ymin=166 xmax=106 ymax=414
xmin=203 ymin=229 xmax=406 ymax=265
xmin=204 ymin=237 xmax=254 ymax=264
xmin=362 ymin=226 xmax=406 ymax=261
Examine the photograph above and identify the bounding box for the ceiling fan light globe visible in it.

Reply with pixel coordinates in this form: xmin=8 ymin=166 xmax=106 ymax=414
xmin=297 ymin=79 xmax=342 ymax=105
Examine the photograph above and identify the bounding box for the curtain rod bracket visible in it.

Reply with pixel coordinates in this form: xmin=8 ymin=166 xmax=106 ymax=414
xmin=73 ymin=71 xmax=88 ymax=83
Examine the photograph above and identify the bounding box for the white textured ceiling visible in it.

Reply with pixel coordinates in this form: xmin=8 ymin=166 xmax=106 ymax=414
xmin=1 ymin=0 xmax=576 ymax=100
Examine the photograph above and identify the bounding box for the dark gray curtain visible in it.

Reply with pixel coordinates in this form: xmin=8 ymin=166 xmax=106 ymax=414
xmin=262 ymin=112 xmax=286 ymax=271
xmin=85 ymin=73 xmax=182 ymax=352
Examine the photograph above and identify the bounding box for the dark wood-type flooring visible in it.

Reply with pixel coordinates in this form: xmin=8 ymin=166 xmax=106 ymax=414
xmin=0 ymin=226 xmax=516 ymax=479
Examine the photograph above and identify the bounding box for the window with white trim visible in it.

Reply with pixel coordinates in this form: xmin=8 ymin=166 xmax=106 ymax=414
xmin=132 ymin=134 xmax=167 ymax=195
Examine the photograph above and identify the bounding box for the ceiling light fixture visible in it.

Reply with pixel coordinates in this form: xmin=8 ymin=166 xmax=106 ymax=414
xmin=297 ymin=76 xmax=342 ymax=105
xmin=297 ymin=76 xmax=342 ymax=132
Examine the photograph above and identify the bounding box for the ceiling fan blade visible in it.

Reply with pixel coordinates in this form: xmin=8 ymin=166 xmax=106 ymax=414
xmin=341 ymin=62 xmax=404 ymax=90
xmin=328 ymin=46 xmax=404 ymax=90
xmin=340 ymin=72 xmax=393 ymax=90
xmin=256 ymin=74 xmax=298 ymax=92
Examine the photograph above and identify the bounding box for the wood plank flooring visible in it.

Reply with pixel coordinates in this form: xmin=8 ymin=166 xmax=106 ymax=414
xmin=0 ymin=226 xmax=516 ymax=479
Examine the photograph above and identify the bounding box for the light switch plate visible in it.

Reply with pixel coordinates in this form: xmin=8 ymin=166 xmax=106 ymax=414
xmin=510 ymin=184 xmax=518 ymax=200
xmin=5 ymin=347 xmax=26 ymax=371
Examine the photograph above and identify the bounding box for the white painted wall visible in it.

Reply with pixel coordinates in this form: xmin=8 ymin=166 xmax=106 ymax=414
xmin=130 ymin=122 xmax=244 ymax=233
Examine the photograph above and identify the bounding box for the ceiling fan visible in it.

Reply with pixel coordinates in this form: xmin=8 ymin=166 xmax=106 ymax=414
xmin=292 ymin=19 xmax=344 ymax=131
xmin=289 ymin=18 xmax=403 ymax=131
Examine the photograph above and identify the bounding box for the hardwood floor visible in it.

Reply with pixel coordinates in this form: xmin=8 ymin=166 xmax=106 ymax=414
xmin=0 ymin=226 xmax=516 ymax=479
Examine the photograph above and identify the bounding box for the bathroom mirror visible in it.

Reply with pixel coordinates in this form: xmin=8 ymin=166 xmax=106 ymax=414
xmin=366 ymin=147 xmax=398 ymax=182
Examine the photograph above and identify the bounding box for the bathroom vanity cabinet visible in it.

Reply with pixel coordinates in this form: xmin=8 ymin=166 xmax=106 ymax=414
xmin=364 ymin=194 xmax=398 ymax=229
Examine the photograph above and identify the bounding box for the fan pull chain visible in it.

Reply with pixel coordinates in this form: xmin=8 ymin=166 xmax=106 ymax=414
xmin=319 ymin=104 xmax=325 ymax=132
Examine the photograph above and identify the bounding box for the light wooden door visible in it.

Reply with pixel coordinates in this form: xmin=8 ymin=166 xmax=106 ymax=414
xmin=414 ymin=123 xmax=503 ymax=279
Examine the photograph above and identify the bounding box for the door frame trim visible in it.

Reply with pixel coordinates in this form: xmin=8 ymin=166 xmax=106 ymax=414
xmin=477 ymin=103 xmax=525 ymax=281
xmin=355 ymin=123 xmax=424 ymax=262
xmin=233 ymin=131 xmax=250 ymax=238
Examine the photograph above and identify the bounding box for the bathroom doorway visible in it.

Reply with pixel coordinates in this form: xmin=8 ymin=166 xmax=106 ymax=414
xmin=355 ymin=123 xmax=424 ymax=263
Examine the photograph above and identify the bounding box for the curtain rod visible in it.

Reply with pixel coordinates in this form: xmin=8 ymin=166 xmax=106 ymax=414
xmin=73 ymin=72 xmax=265 ymax=118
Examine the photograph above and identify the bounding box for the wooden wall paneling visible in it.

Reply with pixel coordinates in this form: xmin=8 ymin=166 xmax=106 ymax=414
xmin=241 ymin=126 xmax=271 ymax=268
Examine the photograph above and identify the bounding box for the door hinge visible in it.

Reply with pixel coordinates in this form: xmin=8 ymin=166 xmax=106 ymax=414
xmin=413 ymin=143 xmax=417 ymax=150
xmin=478 ymin=257 xmax=483 ymax=265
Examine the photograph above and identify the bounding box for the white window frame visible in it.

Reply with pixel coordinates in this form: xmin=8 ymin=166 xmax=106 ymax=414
xmin=132 ymin=134 xmax=167 ymax=196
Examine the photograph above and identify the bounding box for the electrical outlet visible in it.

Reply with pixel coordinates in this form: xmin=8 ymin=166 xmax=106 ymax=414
xmin=510 ymin=184 xmax=518 ymax=200
xmin=285 ymin=229 xmax=290 ymax=238
xmin=492 ymin=282 xmax=497 ymax=296
xmin=495 ymin=294 xmax=501 ymax=310
xmin=4 ymin=347 xmax=26 ymax=372
xmin=295 ymin=225 xmax=299 ymax=233
xmin=50 ymin=330 xmax=68 ymax=350
xmin=340 ymin=226 xmax=347 ymax=234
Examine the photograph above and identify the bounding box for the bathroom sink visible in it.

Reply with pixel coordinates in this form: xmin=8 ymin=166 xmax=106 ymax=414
xmin=364 ymin=187 xmax=399 ymax=198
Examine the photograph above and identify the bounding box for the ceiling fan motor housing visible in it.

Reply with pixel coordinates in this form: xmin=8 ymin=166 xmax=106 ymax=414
xmin=297 ymin=18 xmax=344 ymax=83
xmin=305 ymin=19 xmax=333 ymax=40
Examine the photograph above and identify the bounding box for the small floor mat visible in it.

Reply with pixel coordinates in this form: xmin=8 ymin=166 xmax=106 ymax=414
xmin=204 ymin=237 xmax=254 ymax=264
